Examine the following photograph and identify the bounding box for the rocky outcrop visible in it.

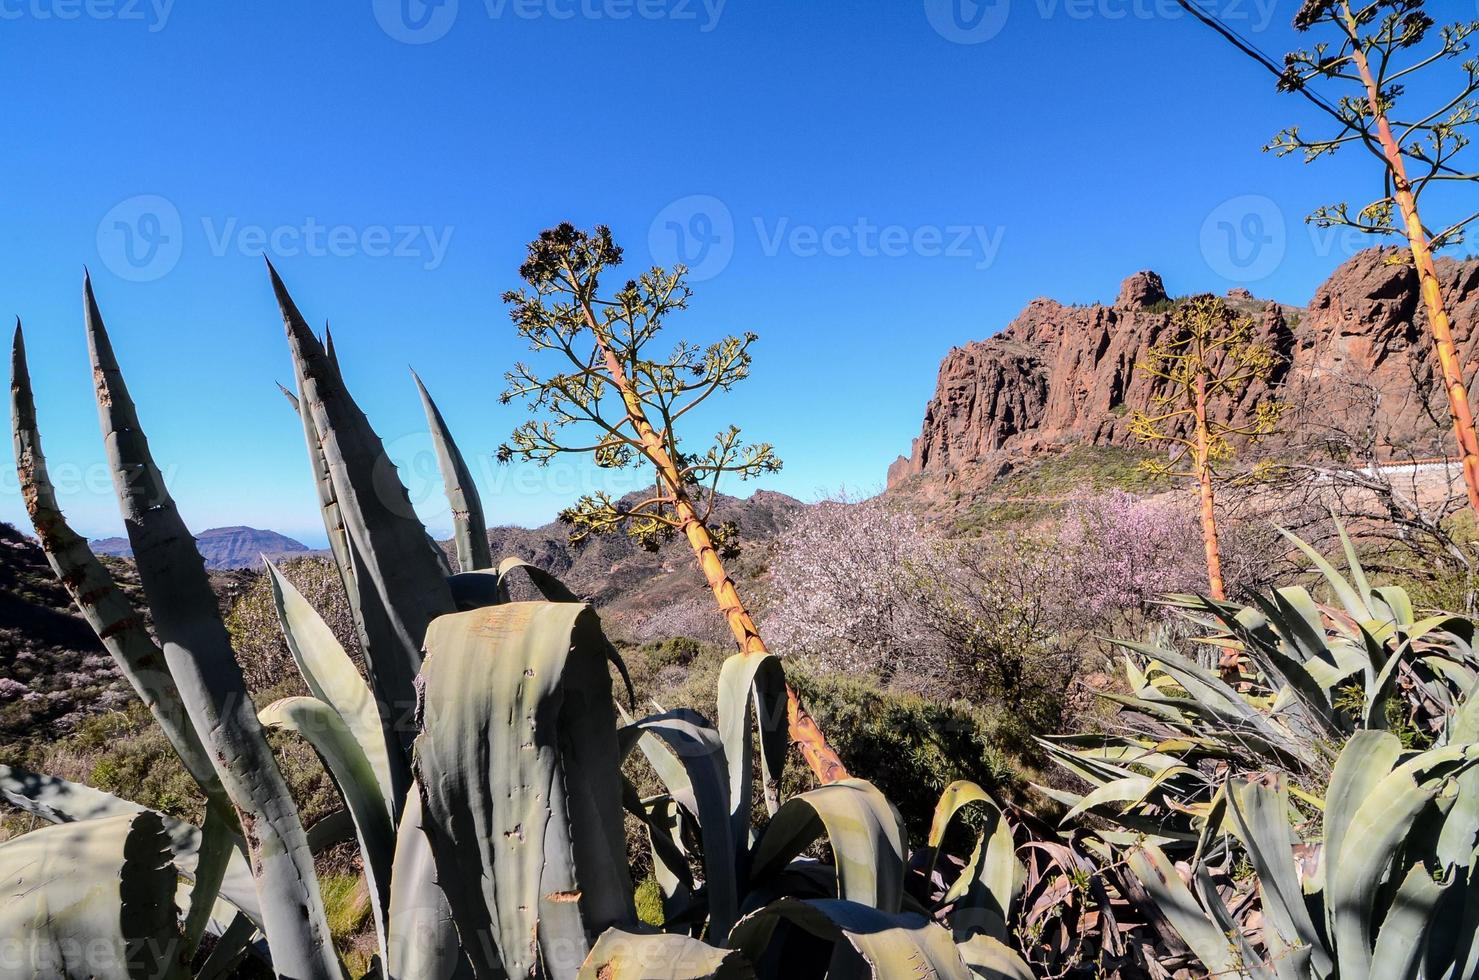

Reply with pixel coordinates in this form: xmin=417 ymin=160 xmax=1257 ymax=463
xmin=1116 ymin=270 xmax=1168 ymax=310
xmin=888 ymin=249 xmax=1479 ymax=489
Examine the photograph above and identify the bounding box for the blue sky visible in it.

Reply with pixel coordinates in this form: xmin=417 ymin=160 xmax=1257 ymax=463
xmin=1 ymin=0 xmax=1465 ymax=544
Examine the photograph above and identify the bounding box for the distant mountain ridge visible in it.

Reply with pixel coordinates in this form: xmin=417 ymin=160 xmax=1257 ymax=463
xmin=91 ymin=526 xmax=312 ymax=570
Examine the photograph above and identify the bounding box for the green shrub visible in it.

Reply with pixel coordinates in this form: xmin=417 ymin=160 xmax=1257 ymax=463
xmin=786 ymin=670 xmax=1026 ymax=841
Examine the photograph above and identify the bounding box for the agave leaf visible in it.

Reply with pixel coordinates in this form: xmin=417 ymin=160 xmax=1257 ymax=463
xmin=625 ymin=789 xmax=696 ymax=920
xmin=10 ymin=323 xmax=225 ymax=805
xmin=495 ymin=555 xmax=581 ymax=603
xmin=414 ymin=602 xmax=635 ymax=979
xmin=1239 ymin=595 xmax=1342 ymax=739
xmin=265 ymin=559 xmax=396 ymax=819
xmin=749 ymin=779 xmax=907 ymax=913
xmin=1330 ymin=743 xmax=1479 ymax=980
xmin=195 ymin=912 xmax=263 ymax=980
xmin=85 ymin=278 xmax=341 ymax=978
xmin=0 ymin=763 xmax=263 ymax=926
xmin=727 ymin=898 xmax=973 ymax=979
xmin=412 ymin=370 xmax=492 ymax=572
xmin=270 ymin=261 xmax=453 ymax=756
xmin=1126 ymin=845 xmax=1245 ymax=979
xmin=1372 ymin=585 xmax=1414 ymax=628
xmin=1191 ymin=863 xmax=1276 ymax=980
xmin=1058 ymin=775 xmax=1157 ymax=826
xmin=954 ymin=933 xmax=1035 ymax=979
xmin=1321 ymin=730 xmax=1400 ymax=944
xmin=622 ymin=708 xmax=740 ymax=941
xmin=927 ymin=780 xmax=998 ymax=850
xmin=716 ymin=651 xmax=791 ymax=832
xmin=1363 ymin=636 xmax=1414 ymax=731
xmin=260 ymin=696 xmax=395 ymax=962
xmin=1448 ymin=675 xmax=1479 ymax=746
xmin=385 ymin=784 xmax=475 ymax=980
xmin=578 ymin=929 xmax=754 ymax=979
xmin=1334 ymin=519 xmax=1375 ymax=618
xmin=924 ymin=781 xmax=1019 ymax=941
xmin=1280 ymin=525 xmax=1370 ymax=623
xmin=280 ymin=377 xmax=356 ymax=611
xmin=1224 ymin=776 xmax=1332 ymax=977
xmin=1268 ymin=587 xmax=1332 ymax=668
xmin=1367 ymin=862 xmax=1449 ymax=980
xmin=184 ymin=802 xmax=237 ymax=958
xmin=0 ymin=811 xmax=187 ymax=980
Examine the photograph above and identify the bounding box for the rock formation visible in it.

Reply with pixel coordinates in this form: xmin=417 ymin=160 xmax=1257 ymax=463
xmin=888 ymin=247 xmax=1479 ymax=489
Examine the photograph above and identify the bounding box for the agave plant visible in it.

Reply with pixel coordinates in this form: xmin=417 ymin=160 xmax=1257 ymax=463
xmin=3 ymin=271 xmax=1044 ymax=979
xmin=1128 ymin=729 xmax=1479 ymax=980
xmin=1037 ymin=522 xmax=1479 ymax=844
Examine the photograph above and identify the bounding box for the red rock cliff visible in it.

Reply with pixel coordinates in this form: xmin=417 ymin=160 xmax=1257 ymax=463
xmin=888 ymin=248 xmax=1479 ymax=488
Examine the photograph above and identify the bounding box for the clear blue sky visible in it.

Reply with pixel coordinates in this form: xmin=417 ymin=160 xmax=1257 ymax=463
xmin=0 ymin=1 xmax=1460 ymax=544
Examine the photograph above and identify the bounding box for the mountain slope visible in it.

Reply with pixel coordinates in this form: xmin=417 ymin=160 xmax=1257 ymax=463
xmin=487 ymin=490 xmax=804 ymax=643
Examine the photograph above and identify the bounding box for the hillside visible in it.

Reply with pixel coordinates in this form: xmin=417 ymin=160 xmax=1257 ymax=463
xmin=486 ymin=489 xmax=805 ymax=644
xmin=0 ymin=522 xmax=253 ymax=741
xmin=91 ymin=525 xmax=313 ymax=570
xmin=888 ymin=247 xmax=1479 ymax=497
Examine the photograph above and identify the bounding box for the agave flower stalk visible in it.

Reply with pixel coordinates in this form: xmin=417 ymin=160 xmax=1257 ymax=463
xmin=501 ymin=224 xmax=849 ymax=785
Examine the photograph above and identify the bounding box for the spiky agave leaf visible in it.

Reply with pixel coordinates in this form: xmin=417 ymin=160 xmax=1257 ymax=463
xmin=716 ymin=650 xmax=790 ymax=829
xmin=14 ymin=322 xmax=238 ymax=956
xmin=0 ymin=811 xmax=188 ymax=980
xmin=414 ymin=602 xmax=635 ymax=979
xmin=1328 ymin=742 xmax=1479 ymax=980
xmin=10 ymin=322 xmax=227 ymax=805
xmin=265 ymin=559 xmax=396 ymax=819
xmin=413 ymin=369 xmax=492 ymax=572
xmin=270 ymin=262 xmax=454 ymax=760
xmin=83 ymin=276 xmax=343 ymax=979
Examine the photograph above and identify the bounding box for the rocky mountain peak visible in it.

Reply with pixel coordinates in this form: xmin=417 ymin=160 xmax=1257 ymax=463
xmin=888 ymin=247 xmax=1479 ymax=491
